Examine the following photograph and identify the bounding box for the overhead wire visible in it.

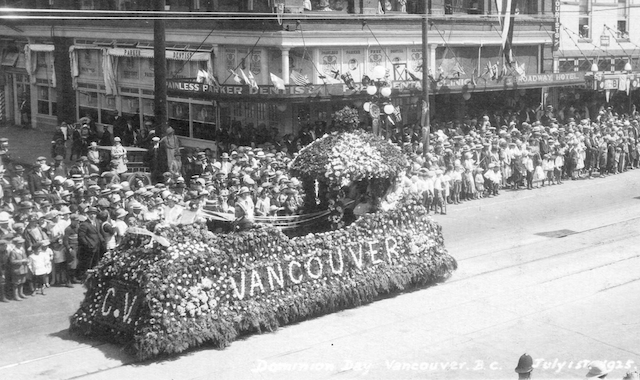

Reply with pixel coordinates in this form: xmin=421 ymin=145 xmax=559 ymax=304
xmin=220 ymin=28 xmax=265 ymax=85
xmin=363 ymin=21 xmax=394 ymax=68
xmin=169 ymin=26 xmax=216 ymax=79
xmin=1 ymin=4 xmax=639 ymax=18
xmin=430 ymin=22 xmax=469 ymax=76
xmin=298 ymin=20 xmax=328 ymax=84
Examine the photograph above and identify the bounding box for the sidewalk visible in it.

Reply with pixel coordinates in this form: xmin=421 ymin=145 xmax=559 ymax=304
xmin=0 ymin=123 xmax=57 ymax=167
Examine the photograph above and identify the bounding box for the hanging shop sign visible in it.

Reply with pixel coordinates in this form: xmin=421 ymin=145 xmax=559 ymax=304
xmin=553 ymin=0 xmax=560 ymax=51
xmin=588 ymin=72 xmax=639 ymax=91
xmin=167 ymin=72 xmax=587 ymax=101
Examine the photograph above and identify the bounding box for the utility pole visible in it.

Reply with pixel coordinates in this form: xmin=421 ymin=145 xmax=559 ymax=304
xmin=421 ymin=0 xmax=430 ymax=156
xmin=154 ymin=0 xmax=168 ymax=137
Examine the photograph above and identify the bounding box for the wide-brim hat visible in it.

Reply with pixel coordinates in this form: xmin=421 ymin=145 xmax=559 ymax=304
xmin=237 ymin=186 xmax=251 ymax=195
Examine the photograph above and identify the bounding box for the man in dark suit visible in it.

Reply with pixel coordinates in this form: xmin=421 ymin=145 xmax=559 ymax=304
xmin=144 ymin=136 xmax=164 ymax=183
xmin=77 ymin=207 xmax=103 ymax=279
xmin=27 ymin=157 xmax=50 ymax=194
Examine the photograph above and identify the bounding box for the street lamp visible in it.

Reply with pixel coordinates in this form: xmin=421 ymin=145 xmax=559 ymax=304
xmin=591 ymin=62 xmax=599 ymax=73
xmin=362 ymin=65 xmax=395 ymax=136
xmin=624 ymin=60 xmax=633 ymax=72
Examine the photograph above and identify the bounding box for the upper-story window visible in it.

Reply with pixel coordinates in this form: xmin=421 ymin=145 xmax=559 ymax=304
xmin=616 ymin=0 xmax=629 ymax=39
xmin=578 ymin=0 xmax=591 ymax=39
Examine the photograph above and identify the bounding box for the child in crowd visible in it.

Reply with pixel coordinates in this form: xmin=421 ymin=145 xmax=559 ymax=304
xmin=28 ymin=240 xmax=52 ymax=295
xmin=474 ymin=168 xmax=485 ymax=199
xmin=542 ymin=153 xmax=555 ymax=186
xmin=9 ymin=236 xmax=28 ymax=300
xmin=423 ymin=171 xmax=434 ymax=213
xmin=554 ymin=150 xmax=564 ymax=185
xmin=450 ymin=164 xmax=462 ymax=204
xmin=433 ymin=169 xmax=446 ymax=215
xmin=522 ymin=151 xmax=534 ymax=190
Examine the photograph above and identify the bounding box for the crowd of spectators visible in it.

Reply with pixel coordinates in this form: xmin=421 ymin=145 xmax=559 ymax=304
xmin=381 ymin=107 xmax=640 ymax=215
xmin=1 ymin=103 xmax=639 ymax=302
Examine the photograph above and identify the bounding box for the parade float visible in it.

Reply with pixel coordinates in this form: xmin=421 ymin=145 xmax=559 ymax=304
xmin=69 ymin=130 xmax=457 ymax=360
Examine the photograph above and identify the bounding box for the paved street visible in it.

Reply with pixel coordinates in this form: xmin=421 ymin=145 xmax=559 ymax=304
xmin=2 ymin=171 xmax=640 ymax=379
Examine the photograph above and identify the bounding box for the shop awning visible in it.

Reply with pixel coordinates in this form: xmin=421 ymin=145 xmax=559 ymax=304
xmin=167 ymin=72 xmax=588 ymax=102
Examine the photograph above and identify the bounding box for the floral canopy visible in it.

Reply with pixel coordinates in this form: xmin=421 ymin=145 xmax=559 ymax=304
xmin=290 ymin=130 xmax=408 ymax=185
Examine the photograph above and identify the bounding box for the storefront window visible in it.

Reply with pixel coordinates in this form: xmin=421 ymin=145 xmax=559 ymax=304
xmin=615 ymin=58 xmax=629 ymax=72
xmin=168 ymin=59 xmax=204 ymax=79
xmin=168 ymin=100 xmax=190 ymax=137
xmin=121 ymin=96 xmax=140 ymax=120
xmin=37 ymin=86 xmax=49 ymax=115
xmin=559 ymin=59 xmax=576 ymax=73
xmin=598 ymin=58 xmax=612 ymax=72
xmin=100 ymin=94 xmax=118 ymax=125
xmin=78 ymin=90 xmax=99 ymax=123
xmin=141 ymin=98 xmax=154 ymax=117
xmin=577 ymin=59 xmax=592 ymax=72
xmin=50 ymin=88 xmax=57 ymax=116
xmin=193 ymin=103 xmax=217 ymax=140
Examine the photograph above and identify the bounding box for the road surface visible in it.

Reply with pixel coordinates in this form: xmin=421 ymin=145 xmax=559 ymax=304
xmin=1 ymin=171 xmax=640 ymax=379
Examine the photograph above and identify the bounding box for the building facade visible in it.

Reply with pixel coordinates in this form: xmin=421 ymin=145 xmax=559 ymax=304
xmin=555 ymin=0 xmax=640 ymax=117
xmin=0 ymin=0 xmax=558 ymax=149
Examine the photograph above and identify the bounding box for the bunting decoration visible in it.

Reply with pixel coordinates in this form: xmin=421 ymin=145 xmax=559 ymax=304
xmin=496 ymin=0 xmax=518 ymax=66
xmin=269 ymin=72 xmax=286 ymax=90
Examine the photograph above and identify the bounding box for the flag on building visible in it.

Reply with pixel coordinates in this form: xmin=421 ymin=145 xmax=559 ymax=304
xmin=229 ymin=69 xmax=242 ymax=84
xmin=246 ymin=70 xmax=259 ymax=90
xmin=270 ymin=72 xmax=286 ymax=90
xmin=340 ymin=72 xmax=355 ymax=89
xmin=239 ymin=68 xmax=251 ymax=86
xmin=393 ymin=105 xmax=402 ymax=122
xmin=290 ymin=70 xmax=311 ymax=86
xmin=496 ymin=0 xmax=518 ymax=66
xmin=514 ymin=62 xmax=526 ymax=77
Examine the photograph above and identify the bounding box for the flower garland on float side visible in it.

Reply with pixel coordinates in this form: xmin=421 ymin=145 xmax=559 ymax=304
xmin=69 ymin=195 xmax=456 ymax=360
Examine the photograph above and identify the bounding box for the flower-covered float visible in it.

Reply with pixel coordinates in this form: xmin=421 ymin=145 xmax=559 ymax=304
xmin=69 ymin=131 xmax=457 ymax=360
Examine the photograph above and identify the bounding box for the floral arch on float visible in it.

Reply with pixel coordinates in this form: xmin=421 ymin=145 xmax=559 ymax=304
xmin=290 ymin=129 xmax=410 ymax=231
xmin=69 ymin=130 xmax=457 ymax=361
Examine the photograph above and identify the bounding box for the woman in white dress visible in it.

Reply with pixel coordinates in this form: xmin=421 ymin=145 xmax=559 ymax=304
xmin=110 ymin=137 xmax=128 ymax=175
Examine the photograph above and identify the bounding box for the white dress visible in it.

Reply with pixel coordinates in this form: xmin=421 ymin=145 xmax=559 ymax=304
xmin=111 ymin=144 xmax=128 ymax=174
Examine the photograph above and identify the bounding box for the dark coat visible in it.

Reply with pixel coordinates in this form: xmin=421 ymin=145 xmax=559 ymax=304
xmin=77 ymin=219 xmax=103 ymax=272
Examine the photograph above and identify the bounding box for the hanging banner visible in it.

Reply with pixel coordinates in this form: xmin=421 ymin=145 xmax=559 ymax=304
xmin=408 ymin=48 xmax=423 ymax=79
xmin=69 ymin=46 xmax=103 ymax=89
xmin=225 ymin=48 xmax=236 ymax=72
xmin=319 ymin=49 xmax=340 ymax=79
xmin=343 ymin=48 xmax=365 ymax=83
xmin=367 ymin=48 xmax=385 ymax=75
xmin=250 ymin=49 xmax=262 ymax=76
xmin=24 ymin=44 xmax=56 ymax=87
xmin=388 ymin=47 xmax=408 ymax=81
